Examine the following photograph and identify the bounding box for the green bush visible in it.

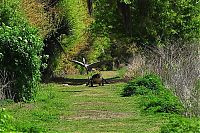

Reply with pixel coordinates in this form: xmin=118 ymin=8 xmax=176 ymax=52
xmin=141 ymin=89 xmax=184 ymax=114
xmin=91 ymin=0 xmax=124 ymax=36
xmin=122 ymin=74 xmax=184 ymax=114
xmin=122 ymin=74 xmax=164 ymax=96
xmin=0 ymin=1 xmax=44 ymax=102
xmin=161 ymin=116 xmax=200 ymax=133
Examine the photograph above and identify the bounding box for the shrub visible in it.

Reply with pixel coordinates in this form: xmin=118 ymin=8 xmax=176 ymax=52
xmin=161 ymin=116 xmax=200 ymax=133
xmin=0 ymin=1 xmax=44 ymax=102
xmin=122 ymin=74 xmax=164 ymax=96
xmin=141 ymin=89 xmax=184 ymax=114
xmin=122 ymin=74 xmax=184 ymax=114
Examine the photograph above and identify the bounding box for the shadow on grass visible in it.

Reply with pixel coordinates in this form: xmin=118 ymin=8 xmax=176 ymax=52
xmin=50 ymin=76 xmax=128 ymax=85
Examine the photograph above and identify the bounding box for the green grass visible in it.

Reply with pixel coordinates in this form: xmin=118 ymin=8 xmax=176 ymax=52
xmin=1 ymin=82 xmax=170 ymax=132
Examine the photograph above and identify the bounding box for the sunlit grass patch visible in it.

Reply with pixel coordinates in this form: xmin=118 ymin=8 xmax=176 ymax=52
xmin=1 ymin=82 xmax=168 ymax=132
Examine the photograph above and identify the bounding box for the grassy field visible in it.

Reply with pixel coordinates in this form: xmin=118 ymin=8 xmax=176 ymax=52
xmin=1 ymin=72 xmax=170 ymax=132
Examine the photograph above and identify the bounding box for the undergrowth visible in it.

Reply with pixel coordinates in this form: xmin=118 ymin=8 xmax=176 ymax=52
xmin=122 ymin=74 xmax=200 ymax=132
xmin=0 ymin=108 xmax=44 ymax=132
xmin=122 ymin=74 xmax=184 ymax=114
xmin=161 ymin=116 xmax=200 ymax=133
xmin=122 ymin=74 xmax=164 ymax=96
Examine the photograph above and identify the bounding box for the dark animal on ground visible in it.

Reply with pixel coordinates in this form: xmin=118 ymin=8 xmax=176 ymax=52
xmin=86 ymin=73 xmax=108 ymax=87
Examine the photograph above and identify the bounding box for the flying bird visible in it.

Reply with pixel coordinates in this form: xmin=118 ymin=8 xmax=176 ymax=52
xmin=69 ymin=58 xmax=103 ymax=74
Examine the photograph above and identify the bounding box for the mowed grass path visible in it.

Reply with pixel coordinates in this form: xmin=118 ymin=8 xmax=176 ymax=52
xmin=2 ymin=71 xmax=168 ymax=132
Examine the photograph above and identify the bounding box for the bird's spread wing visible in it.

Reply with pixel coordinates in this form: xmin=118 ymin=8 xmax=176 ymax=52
xmin=69 ymin=60 xmax=85 ymax=66
xmin=88 ymin=61 xmax=105 ymax=69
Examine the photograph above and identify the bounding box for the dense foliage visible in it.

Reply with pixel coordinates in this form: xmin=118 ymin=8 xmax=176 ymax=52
xmin=141 ymin=89 xmax=184 ymax=114
xmin=0 ymin=0 xmax=44 ymax=101
xmin=161 ymin=116 xmax=200 ymax=133
xmin=52 ymin=0 xmax=90 ymax=75
xmin=92 ymin=0 xmax=200 ymax=45
xmin=122 ymin=74 xmax=164 ymax=96
xmin=91 ymin=0 xmax=130 ymax=62
xmin=59 ymin=0 xmax=88 ymax=50
xmin=132 ymin=0 xmax=200 ymax=44
xmin=122 ymin=74 xmax=184 ymax=114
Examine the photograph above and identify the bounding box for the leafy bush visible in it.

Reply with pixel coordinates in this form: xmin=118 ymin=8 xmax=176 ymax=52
xmin=161 ymin=116 xmax=200 ymax=133
xmin=0 ymin=1 xmax=44 ymax=102
xmin=92 ymin=0 xmax=124 ymax=36
xmin=54 ymin=0 xmax=91 ymax=75
xmin=141 ymin=89 xmax=184 ymax=114
xmin=122 ymin=74 xmax=164 ymax=96
xmin=122 ymin=74 xmax=184 ymax=114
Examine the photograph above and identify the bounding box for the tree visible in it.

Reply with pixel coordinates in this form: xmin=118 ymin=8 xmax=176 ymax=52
xmin=91 ymin=0 xmax=200 ymax=45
